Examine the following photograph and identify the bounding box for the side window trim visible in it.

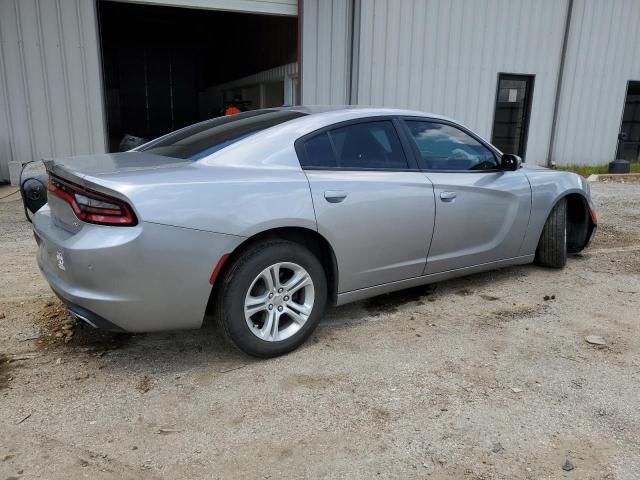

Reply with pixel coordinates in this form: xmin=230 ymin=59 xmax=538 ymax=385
xmin=326 ymin=129 xmax=340 ymax=163
xmin=399 ymin=117 xmax=502 ymax=173
xmin=294 ymin=116 xmax=420 ymax=171
xmin=392 ymin=117 xmax=421 ymax=169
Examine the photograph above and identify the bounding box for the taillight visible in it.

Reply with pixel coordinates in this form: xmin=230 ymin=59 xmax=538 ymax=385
xmin=47 ymin=175 xmax=137 ymax=226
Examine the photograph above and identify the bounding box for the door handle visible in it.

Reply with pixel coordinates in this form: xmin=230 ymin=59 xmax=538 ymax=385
xmin=324 ymin=190 xmax=348 ymax=203
xmin=440 ymin=191 xmax=457 ymax=201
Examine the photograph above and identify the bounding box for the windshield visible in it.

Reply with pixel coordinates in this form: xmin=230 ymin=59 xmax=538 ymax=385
xmin=137 ymin=110 xmax=307 ymax=160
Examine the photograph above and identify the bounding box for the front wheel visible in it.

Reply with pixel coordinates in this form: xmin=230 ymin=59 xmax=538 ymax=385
xmin=215 ymin=240 xmax=327 ymax=357
xmin=535 ymin=198 xmax=567 ymax=268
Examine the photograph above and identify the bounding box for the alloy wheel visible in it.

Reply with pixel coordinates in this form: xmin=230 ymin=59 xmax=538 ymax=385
xmin=244 ymin=262 xmax=315 ymax=342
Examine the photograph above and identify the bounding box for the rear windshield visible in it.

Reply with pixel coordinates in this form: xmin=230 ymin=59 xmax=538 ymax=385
xmin=137 ymin=110 xmax=307 ymax=160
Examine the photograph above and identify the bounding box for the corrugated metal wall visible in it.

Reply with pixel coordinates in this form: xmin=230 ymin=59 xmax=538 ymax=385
xmin=552 ymin=0 xmax=640 ymax=166
xmin=0 ymin=0 xmax=106 ymax=183
xmin=301 ymin=0 xmax=352 ymax=105
xmin=354 ymin=0 xmax=569 ymax=165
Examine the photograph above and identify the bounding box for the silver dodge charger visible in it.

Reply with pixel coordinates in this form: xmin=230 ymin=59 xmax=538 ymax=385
xmin=33 ymin=107 xmax=597 ymax=357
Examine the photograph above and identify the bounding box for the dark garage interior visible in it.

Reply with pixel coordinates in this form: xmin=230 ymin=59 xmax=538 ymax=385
xmin=98 ymin=1 xmax=298 ymax=151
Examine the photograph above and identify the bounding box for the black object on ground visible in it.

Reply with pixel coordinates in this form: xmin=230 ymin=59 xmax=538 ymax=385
xmin=609 ymin=159 xmax=630 ymax=174
xmin=610 ymin=133 xmax=631 ymax=173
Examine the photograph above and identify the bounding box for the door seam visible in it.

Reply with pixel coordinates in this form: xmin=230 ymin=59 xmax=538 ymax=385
xmin=422 ymin=172 xmax=437 ymax=275
xmin=517 ymin=171 xmax=535 ymax=255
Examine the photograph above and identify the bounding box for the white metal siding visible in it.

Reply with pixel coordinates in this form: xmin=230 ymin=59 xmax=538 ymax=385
xmin=0 ymin=0 xmax=106 ymax=183
xmin=354 ymin=0 xmax=569 ymax=165
xmin=552 ymin=0 xmax=640 ymax=166
xmin=301 ymin=0 xmax=352 ymax=104
xmin=111 ymin=0 xmax=297 ymax=16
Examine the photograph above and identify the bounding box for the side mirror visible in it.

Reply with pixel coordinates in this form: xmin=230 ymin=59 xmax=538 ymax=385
xmin=501 ymin=153 xmax=522 ymax=171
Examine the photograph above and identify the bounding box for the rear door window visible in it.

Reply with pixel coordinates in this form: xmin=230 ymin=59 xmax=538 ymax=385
xmin=299 ymin=120 xmax=409 ymax=170
xmin=302 ymin=132 xmax=338 ymax=168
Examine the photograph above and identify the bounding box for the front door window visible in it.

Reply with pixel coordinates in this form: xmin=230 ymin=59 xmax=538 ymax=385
xmin=404 ymin=121 xmax=499 ymax=171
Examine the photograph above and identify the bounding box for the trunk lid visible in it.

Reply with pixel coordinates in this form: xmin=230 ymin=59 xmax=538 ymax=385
xmin=44 ymin=152 xmax=192 ymax=179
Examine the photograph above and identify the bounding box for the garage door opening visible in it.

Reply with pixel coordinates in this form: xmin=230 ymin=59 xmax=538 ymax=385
xmin=98 ymin=1 xmax=298 ymax=152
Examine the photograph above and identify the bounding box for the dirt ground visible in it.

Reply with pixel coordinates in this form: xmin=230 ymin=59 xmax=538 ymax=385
xmin=1 ymin=182 xmax=639 ymax=480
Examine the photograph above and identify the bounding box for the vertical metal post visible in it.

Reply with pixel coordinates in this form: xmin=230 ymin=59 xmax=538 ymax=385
xmin=348 ymin=0 xmax=361 ymax=105
xmin=547 ymin=0 xmax=574 ymax=167
xmin=296 ymin=0 xmax=303 ymax=104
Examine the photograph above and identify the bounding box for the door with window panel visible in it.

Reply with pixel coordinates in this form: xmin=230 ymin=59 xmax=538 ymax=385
xmin=403 ymin=119 xmax=531 ymax=274
xmin=297 ymin=119 xmax=436 ymax=293
xmin=491 ymin=74 xmax=534 ymax=159
xmin=618 ymin=81 xmax=640 ymax=162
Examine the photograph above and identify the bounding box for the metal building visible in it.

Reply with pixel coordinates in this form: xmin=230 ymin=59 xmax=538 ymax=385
xmin=2 ymin=0 xmax=640 ymax=184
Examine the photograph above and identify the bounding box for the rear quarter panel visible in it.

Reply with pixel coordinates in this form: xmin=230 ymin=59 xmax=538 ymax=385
xmin=78 ymin=147 xmax=317 ymax=238
xmin=519 ymin=168 xmax=591 ymax=255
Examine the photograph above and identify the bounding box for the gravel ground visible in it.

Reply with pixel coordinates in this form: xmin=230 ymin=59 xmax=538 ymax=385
xmin=0 ymin=182 xmax=639 ymax=480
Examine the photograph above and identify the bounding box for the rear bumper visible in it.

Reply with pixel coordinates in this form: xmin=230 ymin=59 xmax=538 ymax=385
xmin=34 ymin=205 xmax=244 ymax=332
xmin=54 ymin=290 xmax=126 ymax=332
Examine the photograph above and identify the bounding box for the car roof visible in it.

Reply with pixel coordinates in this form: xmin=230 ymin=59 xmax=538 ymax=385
xmin=193 ymin=106 xmax=481 ymax=168
xmin=273 ymin=105 xmax=455 ymax=122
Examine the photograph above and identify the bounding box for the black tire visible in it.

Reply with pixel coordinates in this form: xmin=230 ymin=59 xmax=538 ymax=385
xmin=535 ymin=198 xmax=568 ymax=268
xmin=215 ymin=240 xmax=327 ymax=358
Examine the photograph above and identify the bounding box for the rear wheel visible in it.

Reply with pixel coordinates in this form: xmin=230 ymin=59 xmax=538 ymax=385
xmin=216 ymin=240 xmax=327 ymax=357
xmin=535 ymin=198 xmax=567 ymax=268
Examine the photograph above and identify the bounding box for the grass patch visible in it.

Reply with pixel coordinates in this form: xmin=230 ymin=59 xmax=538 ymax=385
xmin=556 ymin=163 xmax=640 ymax=177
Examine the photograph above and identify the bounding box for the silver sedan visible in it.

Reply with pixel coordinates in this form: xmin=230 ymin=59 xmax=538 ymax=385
xmin=33 ymin=107 xmax=597 ymax=357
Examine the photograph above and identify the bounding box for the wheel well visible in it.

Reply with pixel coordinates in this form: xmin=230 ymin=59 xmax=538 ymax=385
xmin=564 ymin=193 xmax=592 ymax=253
xmin=206 ymin=227 xmax=339 ymax=315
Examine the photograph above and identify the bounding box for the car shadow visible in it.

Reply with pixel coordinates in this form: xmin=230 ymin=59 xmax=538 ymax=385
xmin=66 ymin=319 xmax=252 ymax=374
xmin=59 ymin=263 xmax=538 ymax=372
xmin=321 ymin=263 xmax=536 ymax=328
